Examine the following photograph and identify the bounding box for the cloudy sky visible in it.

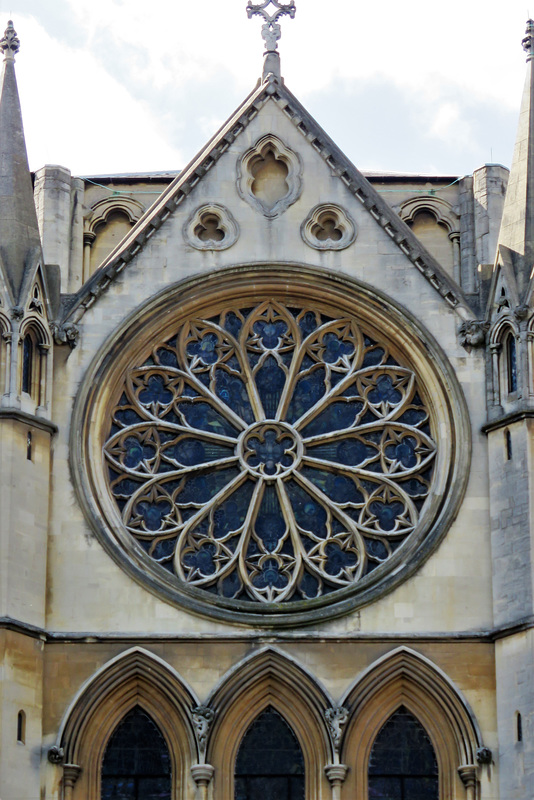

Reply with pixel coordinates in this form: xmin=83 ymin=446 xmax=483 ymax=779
xmin=4 ymin=0 xmax=533 ymax=177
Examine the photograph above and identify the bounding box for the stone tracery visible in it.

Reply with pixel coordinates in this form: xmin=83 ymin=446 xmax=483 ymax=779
xmin=104 ymin=299 xmax=436 ymax=605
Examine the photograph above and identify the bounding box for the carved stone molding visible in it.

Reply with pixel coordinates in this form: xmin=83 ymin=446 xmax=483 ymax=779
xmin=458 ymin=320 xmax=488 ymax=351
xmin=47 ymin=745 xmax=65 ymax=764
xmin=324 ymin=763 xmax=349 ymax=786
xmin=184 ymin=204 xmax=239 ymax=251
xmin=191 ymin=705 xmax=215 ymax=755
xmin=301 ymin=204 xmax=356 ymax=251
xmin=237 ymin=134 xmax=302 ymax=218
xmin=324 ymin=706 xmax=349 ymax=752
xmin=51 ymin=322 xmax=80 ymax=349
xmin=476 ymin=746 xmax=492 ymax=765
xmin=458 ymin=764 xmax=477 ymax=789
xmin=191 ymin=763 xmax=215 ymax=786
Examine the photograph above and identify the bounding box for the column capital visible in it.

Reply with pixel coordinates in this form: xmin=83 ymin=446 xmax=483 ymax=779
xmin=191 ymin=763 xmax=215 ymax=786
xmin=324 ymin=763 xmax=349 ymax=786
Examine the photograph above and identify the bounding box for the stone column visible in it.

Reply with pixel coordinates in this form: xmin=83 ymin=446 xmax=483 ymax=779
xmin=62 ymin=764 xmax=82 ymax=800
xmin=83 ymin=232 xmax=96 ymax=284
xmin=458 ymin=764 xmax=477 ymax=800
xmin=191 ymin=763 xmax=214 ymax=800
xmin=325 ymin=763 xmax=348 ymax=800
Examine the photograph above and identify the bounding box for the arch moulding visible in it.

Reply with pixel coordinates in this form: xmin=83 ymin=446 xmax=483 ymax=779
xmin=340 ymin=647 xmax=483 ymax=800
xmin=207 ymin=647 xmax=333 ymax=800
xmin=56 ymin=647 xmax=198 ymax=800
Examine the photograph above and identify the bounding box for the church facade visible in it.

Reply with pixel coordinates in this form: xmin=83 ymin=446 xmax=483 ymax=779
xmin=0 ymin=6 xmax=533 ymax=799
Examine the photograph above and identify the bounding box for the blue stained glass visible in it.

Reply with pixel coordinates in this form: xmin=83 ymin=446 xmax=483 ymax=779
xmin=299 ymin=311 xmax=318 ymax=336
xmin=299 ymin=571 xmax=320 ymax=598
xmin=112 ymin=477 xmax=144 ymax=499
xmin=183 ymin=543 xmax=217 ymax=575
xmin=115 ymin=407 xmax=145 ymax=427
xmin=362 ymin=346 xmax=386 ymax=367
xmin=255 ymin=356 xmax=286 ymax=417
xmin=135 ymin=499 xmax=172 ymax=531
xmin=286 ymin=481 xmax=327 ymax=537
xmin=300 ymin=467 xmax=363 ymax=505
xmin=386 ymin=438 xmax=417 ymax=468
xmin=187 ymin=332 xmax=219 ymax=364
xmin=123 ymin=437 xmax=157 ymax=468
xmin=178 ymin=468 xmax=240 ymax=504
xmin=322 ymin=332 xmax=354 ymax=363
xmin=398 ymin=407 xmax=426 ymax=426
xmin=224 ymin=312 xmax=243 ymax=338
xmin=252 ymin=559 xmax=289 ymax=590
xmin=370 ymin=500 xmax=404 ymax=531
xmin=247 ymin=430 xmax=294 ymax=475
xmin=301 ymin=401 xmax=362 ymax=437
xmin=253 ymin=319 xmax=288 ymax=349
xmin=178 ymin=402 xmax=238 ymax=437
xmin=151 ymin=538 xmax=177 ymax=560
xmin=155 ymin=347 xmax=178 ymax=368
xmin=286 ymin=368 xmax=326 ymax=423
xmin=138 ymin=375 xmax=173 ymax=407
xmin=366 ymin=538 xmax=388 ymax=559
xmin=215 ymin=370 xmax=254 ymax=422
xmin=255 ymin=486 xmax=287 ymax=551
xmin=324 ymin=542 xmax=357 ymax=576
xmin=400 ymin=477 xmax=428 ymax=497
xmin=168 ymin=439 xmax=233 ymax=467
xmin=368 ymin=374 xmax=402 ymax=405
xmin=213 ymin=482 xmax=254 ymax=538
xmin=337 ymin=439 xmax=368 ymax=465
xmin=221 ymin=570 xmax=242 ymax=598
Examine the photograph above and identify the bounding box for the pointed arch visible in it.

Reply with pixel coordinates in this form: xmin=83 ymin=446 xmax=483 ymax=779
xmin=57 ymin=647 xmax=198 ymax=800
xmin=207 ymin=647 xmax=333 ymax=800
xmin=341 ymin=647 xmax=482 ymax=799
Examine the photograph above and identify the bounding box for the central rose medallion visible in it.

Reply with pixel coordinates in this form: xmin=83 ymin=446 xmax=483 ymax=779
xmin=239 ymin=421 xmax=303 ymax=478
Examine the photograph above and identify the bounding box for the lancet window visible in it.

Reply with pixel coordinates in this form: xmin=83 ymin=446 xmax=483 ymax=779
xmin=368 ymin=706 xmax=438 ymax=799
xmin=101 ymin=707 xmax=172 ymax=800
xmin=234 ymin=707 xmax=304 ymax=800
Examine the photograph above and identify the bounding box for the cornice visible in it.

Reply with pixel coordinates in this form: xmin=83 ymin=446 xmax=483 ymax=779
xmin=61 ymin=76 xmax=473 ymax=327
xmin=0 ymin=407 xmax=58 ymax=433
xmin=481 ymin=408 xmax=534 ymax=433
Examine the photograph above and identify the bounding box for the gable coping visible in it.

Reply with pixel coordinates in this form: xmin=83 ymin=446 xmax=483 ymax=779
xmin=61 ymin=74 xmax=474 ymax=326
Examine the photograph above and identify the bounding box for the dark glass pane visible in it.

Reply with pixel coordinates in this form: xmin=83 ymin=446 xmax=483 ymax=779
xmin=101 ymin=707 xmax=171 ymax=800
xmin=255 ymin=355 xmax=287 ymax=418
xmin=235 ymin=707 xmax=304 ymax=800
xmin=507 ymin=335 xmax=517 ymax=393
xmin=22 ymin=335 xmax=33 ymax=394
xmin=368 ymin=707 xmax=438 ymax=800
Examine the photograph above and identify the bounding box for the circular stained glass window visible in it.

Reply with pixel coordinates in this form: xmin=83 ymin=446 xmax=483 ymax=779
xmin=76 ymin=270 xmax=468 ymax=625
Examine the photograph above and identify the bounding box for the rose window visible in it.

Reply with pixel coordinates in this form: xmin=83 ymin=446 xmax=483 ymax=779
xmin=103 ymin=300 xmax=437 ymax=605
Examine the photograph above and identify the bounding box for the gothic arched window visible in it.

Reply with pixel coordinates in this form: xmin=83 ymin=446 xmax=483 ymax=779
xmin=235 ymin=707 xmax=304 ymax=800
xmin=368 ymin=706 xmax=438 ymax=799
xmin=504 ymin=330 xmax=518 ymax=394
xmin=21 ymin=332 xmax=34 ymax=395
xmin=101 ymin=706 xmax=171 ymax=800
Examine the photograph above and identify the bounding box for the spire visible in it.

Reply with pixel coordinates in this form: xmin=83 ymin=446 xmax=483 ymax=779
xmin=495 ymin=19 xmax=534 ymax=300
xmin=246 ymin=0 xmax=296 ymax=80
xmin=0 ymin=20 xmax=43 ymax=305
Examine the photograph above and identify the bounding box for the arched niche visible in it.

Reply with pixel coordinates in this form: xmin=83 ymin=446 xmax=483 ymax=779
xmin=56 ymin=647 xmax=198 ymax=800
xmin=340 ymin=647 xmax=482 ymax=799
xmin=397 ymin=196 xmax=460 ymax=278
xmin=489 ymin=318 xmax=520 ymax=409
xmin=206 ymin=648 xmax=333 ymax=800
xmin=84 ymin=197 xmax=145 ymax=280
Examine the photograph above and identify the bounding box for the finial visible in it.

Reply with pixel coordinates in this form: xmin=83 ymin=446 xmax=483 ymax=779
xmin=247 ymin=1 xmax=296 ymax=54
xmin=0 ymin=20 xmax=19 ymax=62
xmin=522 ymin=18 xmax=534 ymax=61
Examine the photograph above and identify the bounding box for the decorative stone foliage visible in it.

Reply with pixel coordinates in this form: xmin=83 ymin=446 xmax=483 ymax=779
xmin=237 ymin=134 xmax=302 ymax=217
xmin=301 ymin=204 xmax=356 ymax=250
xmin=74 ymin=268 xmax=469 ymax=625
xmin=184 ymin=204 xmax=239 ymax=251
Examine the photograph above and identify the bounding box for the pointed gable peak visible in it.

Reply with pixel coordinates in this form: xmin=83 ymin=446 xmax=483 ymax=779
xmin=495 ymin=19 xmax=534 ymax=301
xmin=247 ymin=0 xmax=296 ymax=80
xmin=0 ymin=20 xmax=43 ymax=306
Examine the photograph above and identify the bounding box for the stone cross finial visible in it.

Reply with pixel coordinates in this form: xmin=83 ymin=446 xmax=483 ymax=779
xmin=522 ymin=19 xmax=534 ymax=61
xmin=247 ymin=1 xmax=296 ymax=53
xmin=0 ymin=20 xmax=20 ymax=61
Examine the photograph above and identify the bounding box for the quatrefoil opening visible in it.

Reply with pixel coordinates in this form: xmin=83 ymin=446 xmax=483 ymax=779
xmin=184 ymin=204 xmax=239 ymax=251
xmin=237 ymin=134 xmax=302 ymax=218
xmin=301 ymin=204 xmax=357 ymax=251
